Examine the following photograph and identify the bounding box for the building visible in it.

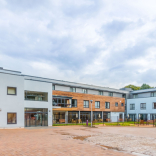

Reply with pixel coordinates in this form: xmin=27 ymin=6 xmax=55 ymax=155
xmin=0 ymin=67 xmax=129 ymax=128
xmin=127 ymin=89 xmax=156 ymax=121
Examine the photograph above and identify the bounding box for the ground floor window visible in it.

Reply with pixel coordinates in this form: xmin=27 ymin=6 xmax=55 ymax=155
xmin=103 ymin=112 xmax=110 ymax=122
xmin=25 ymin=108 xmax=48 ymax=127
xmin=139 ymin=114 xmax=147 ymax=121
xmin=93 ymin=112 xmax=102 ymax=121
xmin=80 ymin=112 xmax=91 ymax=122
xmin=129 ymin=114 xmax=136 ymax=121
xmin=150 ymin=114 xmax=156 ymax=120
xmin=68 ymin=111 xmax=79 ymax=123
xmin=7 ymin=113 xmax=17 ymax=124
xmin=53 ymin=112 xmax=65 ymax=124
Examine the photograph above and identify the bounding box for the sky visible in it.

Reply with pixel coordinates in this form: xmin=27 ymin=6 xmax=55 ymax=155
xmin=0 ymin=0 xmax=156 ymax=89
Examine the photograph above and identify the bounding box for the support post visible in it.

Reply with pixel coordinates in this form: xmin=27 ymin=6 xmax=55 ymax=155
xmin=79 ymin=111 xmax=80 ymax=123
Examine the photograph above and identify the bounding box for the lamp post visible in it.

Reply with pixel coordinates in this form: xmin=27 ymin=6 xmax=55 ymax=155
xmin=90 ymin=100 xmax=93 ymax=127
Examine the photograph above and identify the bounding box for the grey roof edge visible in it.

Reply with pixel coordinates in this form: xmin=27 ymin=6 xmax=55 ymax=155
xmin=0 ymin=68 xmax=21 ymax=73
xmin=131 ymin=88 xmax=156 ymax=94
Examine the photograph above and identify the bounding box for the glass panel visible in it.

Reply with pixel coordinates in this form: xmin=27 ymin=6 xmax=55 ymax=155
xmin=8 ymin=87 xmax=16 ymax=95
xmin=7 ymin=113 xmax=16 ymax=124
xmin=30 ymin=113 xmax=36 ymax=127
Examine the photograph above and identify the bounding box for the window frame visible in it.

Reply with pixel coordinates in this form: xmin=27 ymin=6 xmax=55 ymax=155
xmin=52 ymin=85 xmax=55 ymax=90
xmin=95 ymin=101 xmax=100 ymax=108
xmin=83 ymin=100 xmax=89 ymax=108
xmin=121 ymin=103 xmax=124 ymax=106
xmin=105 ymin=102 xmax=110 ymax=109
xmin=140 ymin=103 xmax=146 ymax=110
xmin=7 ymin=87 xmax=17 ymax=95
xmin=133 ymin=94 xmax=138 ymax=98
xmin=70 ymin=87 xmax=76 ymax=92
xmin=72 ymin=99 xmax=77 ymax=107
xmin=153 ymin=103 xmax=156 ymax=109
xmin=82 ymin=89 xmax=87 ymax=94
xmin=115 ymin=102 xmax=118 ymax=107
xmin=99 ymin=91 xmax=103 ymax=95
xmin=7 ymin=112 xmax=17 ymax=124
xmin=109 ymin=92 xmax=113 ymax=96
xmin=130 ymin=104 xmax=135 ymax=110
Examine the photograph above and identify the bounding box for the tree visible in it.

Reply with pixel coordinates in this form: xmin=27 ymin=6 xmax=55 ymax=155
xmin=124 ymin=84 xmax=140 ymax=91
xmin=140 ymin=83 xmax=154 ymax=90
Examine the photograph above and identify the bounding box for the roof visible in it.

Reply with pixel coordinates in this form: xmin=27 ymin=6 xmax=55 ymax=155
xmin=131 ymin=88 xmax=156 ymax=94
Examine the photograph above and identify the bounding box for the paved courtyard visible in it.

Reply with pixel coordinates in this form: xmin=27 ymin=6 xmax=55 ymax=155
xmin=0 ymin=126 xmax=156 ymax=156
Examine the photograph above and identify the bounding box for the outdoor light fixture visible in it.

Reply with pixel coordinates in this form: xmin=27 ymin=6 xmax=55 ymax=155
xmin=49 ymin=110 xmax=51 ymax=112
xmin=0 ymin=108 xmax=1 ymax=112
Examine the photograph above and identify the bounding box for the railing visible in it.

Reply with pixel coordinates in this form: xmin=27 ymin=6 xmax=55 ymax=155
xmin=53 ymin=103 xmax=71 ymax=108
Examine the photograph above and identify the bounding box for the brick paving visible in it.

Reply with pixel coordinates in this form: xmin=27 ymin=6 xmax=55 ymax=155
xmin=0 ymin=126 xmax=132 ymax=156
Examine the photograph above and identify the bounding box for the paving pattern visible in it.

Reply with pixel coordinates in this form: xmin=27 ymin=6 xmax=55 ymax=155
xmin=0 ymin=126 xmax=133 ymax=156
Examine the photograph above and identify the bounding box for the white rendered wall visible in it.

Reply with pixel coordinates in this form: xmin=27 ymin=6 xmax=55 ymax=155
xmin=127 ymin=97 xmax=156 ymax=118
xmin=110 ymin=112 xmax=124 ymax=122
xmin=24 ymin=80 xmax=52 ymax=126
xmin=0 ymin=73 xmax=24 ymax=128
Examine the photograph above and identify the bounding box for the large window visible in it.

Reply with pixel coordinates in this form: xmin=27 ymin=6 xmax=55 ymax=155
xmin=99 ymin=91 xmax=103 ymax=95
xmin=7 ymin=113 xmax=17 ymax=124
xmin=109 ymin=92 xmax=113 ymax=96
xmin=82 ymin=89 xmax=87 ymax=94
xmin=105 ymin=102 xmax=110 ymax=109
xmin=7 ymin=87 xmax=16 ymax=95
xmin=140 ymin=103 xmax=146 ymax=110
xmin=25 ymin=91 xmax=48 ymax=102
xmin=95 ymin=101 xmax=100 ymax=108
xmin=130 ymin=104 xmax=135 ymax=110
xmin=115 ymin=102 xmax=118 ymax=107
xmin=70 ymin=87 xmax=76 ymax=92
xmin=153 ymin=103 xmax=156 ymax=109
xmin=53 ymin=97 xmax=71 ymax=107
xmin=72 ymin=99 xmax=77 ymax=107
xmin=83 ymin=100 xmax=89 ymax=108
xmin=133 ymin=94 xmax=138 ymax=98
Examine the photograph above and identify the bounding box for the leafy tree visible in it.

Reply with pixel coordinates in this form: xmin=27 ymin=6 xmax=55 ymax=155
xmin=124 ymin=84 xmax=140 ymax=91
xmin=140 ymin=83 xmax=154 ymax=90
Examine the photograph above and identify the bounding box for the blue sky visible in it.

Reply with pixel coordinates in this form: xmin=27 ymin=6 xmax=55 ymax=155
xmin=0 ymin=0 xmax=156 ymax=88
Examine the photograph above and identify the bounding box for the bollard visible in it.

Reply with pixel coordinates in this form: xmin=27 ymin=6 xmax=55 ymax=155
xmin=86 ymin=120 xmax=88 ymax=126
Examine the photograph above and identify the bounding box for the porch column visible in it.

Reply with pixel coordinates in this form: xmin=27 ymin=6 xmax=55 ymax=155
xmin=79 ymin=111 xmax=80 ymax=123
xmin=65 ymin=111 xmax=68 ymax=124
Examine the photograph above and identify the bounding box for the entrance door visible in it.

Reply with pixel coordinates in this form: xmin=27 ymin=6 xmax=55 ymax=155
xmin=36 ymin=113 xmax=43 ymax=126
xmin=30 ymin=113 xmax=36 ymax=127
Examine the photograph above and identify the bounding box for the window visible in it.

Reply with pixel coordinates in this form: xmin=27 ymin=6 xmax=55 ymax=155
xmin=25 ymin=91 xmax=48 ymax=101
xmin=122 ymin=94 xmax=126 ymax=98
xmin=105 ymin=102 xmax=110 ymax=109
xmin=70 ymin=87 xmax=76 ymax=92
xmin=99 ymin=91 xmax=103 ymax=95
xmin=7 ymin=113 xmax=17 ymax=124
xmin=133 ymin=94 xmax=138 ymax=98
xmin=109 ymin=92 xmax=113 ymax=96
xmin=83 ymin=100 xmax=89 ymax=108
xmin=140 ymin=103 xmax=146 ymax=110
xmin=121 ymin=103 xmax=124 ymax=106
xmin=53 ymin=97 xmax=71 ymax=107
xmin=153 ymin=103 xmax=156 ymax=109
xmin=115 ymin=102 xmax=118 ymax=107
xmin=7 ymin=87 xmax=16 ymax=95
xmin=95 ymin=101 xmax=100 ymax=108
xmin=130 ymin=104 xmax=135 ymax=110
xmin=72 ymin=99 xmax=77 ymax=107
xmin=151 ymin=92 xmax=156 ymax=97
xmin=82 ymin=89 xmax=87 ymax=94
xmin=52 ymin=85 xmax=55 ymax=90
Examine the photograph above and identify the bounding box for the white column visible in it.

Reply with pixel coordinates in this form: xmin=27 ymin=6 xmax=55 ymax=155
xmin=65 ymin=111 xmax=68 ymax=124
xmin=79 ymin=111 xmax=80 ymax=123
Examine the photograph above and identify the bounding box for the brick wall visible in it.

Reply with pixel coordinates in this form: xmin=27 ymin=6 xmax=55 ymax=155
xmin=53 ymin=90 xmax=125 ymax=112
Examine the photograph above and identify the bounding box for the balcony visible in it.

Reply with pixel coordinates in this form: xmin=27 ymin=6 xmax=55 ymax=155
xmin=53 ymin=95 xmax=72 ymax=108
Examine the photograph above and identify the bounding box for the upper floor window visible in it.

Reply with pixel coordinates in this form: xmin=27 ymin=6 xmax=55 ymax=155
xmin=151 ymin=92 xmax=156 ymax=97
xmin=83 ymin=100 xmax=89 ymax=108
xmin=25 ymin=91 xmax=48 ymax=102
xmin=105 ymin=102 xmax=110 ymax=109
xmin=122 ymin=94 xmax=126 ymax=98
xmin=133 ymin=94 xmax=138 ymax=98
xmin=109 ymin=92 xmax=113 ymax=96
xmin=52 ymin=85 xmax=55 ymax=90
xmin=115 ymin=102 xmax=118 ymax=107
xmin=82 ymin=89 xmax=87 ymax=94
xmin=72 ymin=99 xmax=77 ymax=107
xmin=99 ymin=91 xmax=103 ymax=95
xmin=140 ymin=103 xmax=146 ymax=110
xmin=70 ymin=87 xmax=76 ymax=92
xmin=95 ymin=101 xmax=100 ymax=108
xmin=121 ymin=103 xmax=124 ymax=106
xmin=130 ymin=104 xmax=135 ymax=110
xmin=7 ymin=87 xmax=16 ymax=95
xmin=153 ymin=103 xmax=156 ymax=109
